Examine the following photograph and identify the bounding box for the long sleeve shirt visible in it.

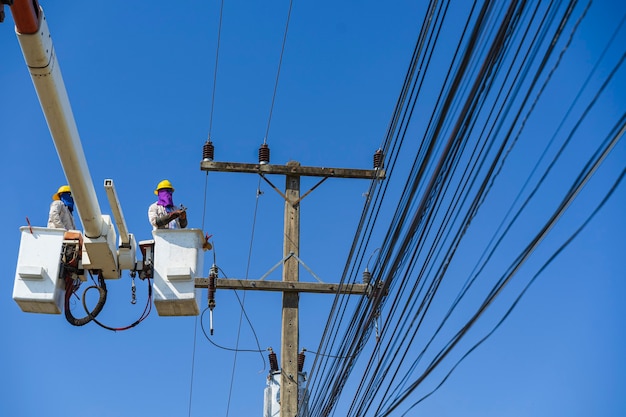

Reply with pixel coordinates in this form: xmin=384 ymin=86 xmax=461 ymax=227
xmin=148 ymin=202 xmax=187 ymax=230
xmin=47 ymin=200 xmax=76 ymax=230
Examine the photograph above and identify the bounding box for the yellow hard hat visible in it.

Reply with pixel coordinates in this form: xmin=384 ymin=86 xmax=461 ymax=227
xmin=52 ymin=185 xmax=71 ymax=200
xmin=154 ymin=179 xmax=174 ymax=195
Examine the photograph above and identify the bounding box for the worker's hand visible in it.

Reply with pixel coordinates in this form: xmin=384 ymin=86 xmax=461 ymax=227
xmin=179 ymin=210 xmax=187 ymax=220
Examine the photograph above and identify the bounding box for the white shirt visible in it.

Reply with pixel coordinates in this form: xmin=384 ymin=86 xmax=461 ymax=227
xmin=48 ymin=200 xmax=76 ymax=230
xmin=148 ymin=202 xmax=184 ymax=230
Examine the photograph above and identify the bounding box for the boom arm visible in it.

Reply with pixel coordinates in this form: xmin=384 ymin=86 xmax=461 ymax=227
xmin=9 ymin=0 xmax=210 ymax=318
xmin=10 ymin=1 xmax=123 ymax=278
xmin=12 ymin=0 xmax=104 ymax=238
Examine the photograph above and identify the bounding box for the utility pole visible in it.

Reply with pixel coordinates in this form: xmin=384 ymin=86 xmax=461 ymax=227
xmin=282 ymin=163 xmax=300 ymax=416
xmin=198 ymin=157 xmax=385 ymax=417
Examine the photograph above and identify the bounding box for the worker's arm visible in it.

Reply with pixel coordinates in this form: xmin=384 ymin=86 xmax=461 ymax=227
xmin=149 ymin=203 xmax=183 ymax=229
xmin=155 ymin=211 xmax=181 ymax=228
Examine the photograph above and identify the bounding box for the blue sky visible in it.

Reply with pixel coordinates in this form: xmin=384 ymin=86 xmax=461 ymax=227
xmin=1 ymin=1 xmax=625 ymax=416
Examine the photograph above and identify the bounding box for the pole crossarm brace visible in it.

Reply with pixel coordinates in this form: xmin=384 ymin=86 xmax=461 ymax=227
xmin=195 ymin=278 xmax=370 ymax=295
xmin=260 ymin=173 xmax=328 ymax=206
xmin=258 ymin=252 xmax=323 ymax=282
xmin=200 ymin=161 xmax=386 ymax=180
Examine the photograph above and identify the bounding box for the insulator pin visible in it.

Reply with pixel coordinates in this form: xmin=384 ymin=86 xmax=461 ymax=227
xmin=208 ymin=264 xmax=218 ymax=310
xmin=362 ymin=268 xmax=371 ymax=285
xmin=298 ymin=350 xmax=306 ymax=372
xmin=373 ymin=149 xmax=383 ymax=169
xmin=259 ymin=143 xmax=270 ymax=165
xmin=203 ymin=139 xmax=215 ymax=162
xmin=269 ymin=348 xmax=279 ymax=372
xmin=208 ymin=277 xmax=216 ymax=309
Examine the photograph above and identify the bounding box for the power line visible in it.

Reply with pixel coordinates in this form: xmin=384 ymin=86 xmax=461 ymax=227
xmin=263 ymin=0 xmax=293 ymax=143
xmin=208 ymin=0 xmax=225 ymax=137
xmin=306 ymin=1 xmax=626 ymax=415
xmin=225 ymin=179 xmax=264 ymax=417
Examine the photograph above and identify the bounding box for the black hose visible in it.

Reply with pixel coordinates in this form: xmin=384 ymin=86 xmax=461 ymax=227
xmin=64 ymin=273 xmax=108 ymax=327
xmin=89 ymin=278 xmax=153 ymax=332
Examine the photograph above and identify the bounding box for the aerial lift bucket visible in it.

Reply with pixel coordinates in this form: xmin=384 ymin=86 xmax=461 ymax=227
xmin=13 ymin=226 xmax=67 ymax=314
xmin=152 ymin=228 xmax=204 ymax=316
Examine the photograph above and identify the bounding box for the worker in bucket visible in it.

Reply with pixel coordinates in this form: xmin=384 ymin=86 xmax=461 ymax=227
xmin=47 ymin=185 xmax=76 ymax=230
xmin=148 ymin=179 xmax=188 ymax=230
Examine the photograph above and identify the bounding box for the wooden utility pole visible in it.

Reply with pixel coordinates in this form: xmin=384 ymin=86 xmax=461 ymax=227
xmin=198 ymin=159 xmax=384 ymax=417
xmin=281 ymin=164 xmax=300 ymax=416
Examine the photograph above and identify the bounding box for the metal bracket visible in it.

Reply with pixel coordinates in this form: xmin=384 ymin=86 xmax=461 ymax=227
xmin=259 ymin=173 xmax=329 ymax=206
xmin=259 ymin=252 xmax=324 ymax=283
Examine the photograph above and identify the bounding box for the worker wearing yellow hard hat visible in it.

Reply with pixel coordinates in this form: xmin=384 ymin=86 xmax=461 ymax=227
xmin=153 ymin=179 xmax=174 ymax=195
xmin=148 ymin=179 xmax=188 ymax=230
xmin=48 ymin=185 xmax=76 ymax=230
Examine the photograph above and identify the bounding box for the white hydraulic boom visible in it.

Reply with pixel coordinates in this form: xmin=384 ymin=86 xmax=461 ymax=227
xmin=9 ymin=0 xmax=205 ymax=319
xmin=9 ymin=0 xmax=131 ymax=279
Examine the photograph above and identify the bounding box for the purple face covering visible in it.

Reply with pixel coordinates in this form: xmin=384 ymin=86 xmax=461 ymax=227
xmin=157 ymin=189 xmax=174 ymax=207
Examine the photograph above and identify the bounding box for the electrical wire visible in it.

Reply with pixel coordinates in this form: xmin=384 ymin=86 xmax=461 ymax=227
xmin=189 ymin=0 xmax=225 ymax=410
xmin=309 ymin=1 xmax=522 ymax=412
xmin=225 ymin=179 xmax=264 ymax=417
xmin=378 ymin=111 xmax=626 ymax=417
xmin=369 ymin=5 xmax=597 ymax=414
xmin=263 ymin=0 xmax=293 ymax=143
xmin=86 ymin=277 xmax=153 ymax=332
xmin=306 ymin=1 xmax=454 ymax=410
xmin=208 ymin=0 xmax=225 ymax=138
xmin=217 ymin=267 xmax=266 ymax=369
xmin=200 ymin=307 xmax=266 ymax=354
xmin=399 ymin=151 xmax=626 ymax=417
xmin=305 ymin=1 xmax=626 ymax=415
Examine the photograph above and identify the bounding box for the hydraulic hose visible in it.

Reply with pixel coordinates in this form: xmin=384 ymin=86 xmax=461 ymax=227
xmin=64 ymin=273 xmax=108 ymax=327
